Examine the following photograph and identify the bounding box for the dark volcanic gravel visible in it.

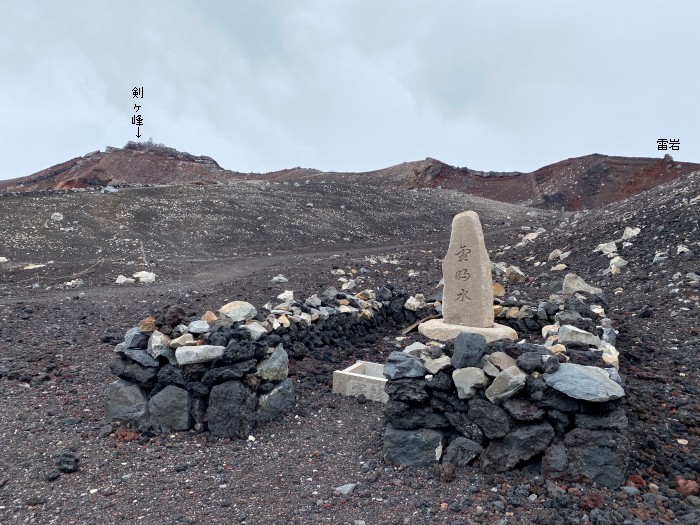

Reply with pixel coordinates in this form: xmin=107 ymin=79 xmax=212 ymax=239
xmin=1 ymin=175 xmax=700 ymax=524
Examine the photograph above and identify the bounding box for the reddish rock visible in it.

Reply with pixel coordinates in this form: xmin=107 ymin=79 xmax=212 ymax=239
xmin=676 ymin=477 xmax=699 ymax=497
xmin=580 ymin=492 xmax=605 ymax=511
xmin=626 ymin=474 xmax=646 ymax=488
xmin=2 ymin=143 xmax=699 ymax=213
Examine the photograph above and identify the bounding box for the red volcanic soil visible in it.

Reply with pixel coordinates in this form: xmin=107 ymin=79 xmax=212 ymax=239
xmin=2 ymin=141 xmax=698 ymax=211
xmin=0 ymin=142 xmax=248 ymax=192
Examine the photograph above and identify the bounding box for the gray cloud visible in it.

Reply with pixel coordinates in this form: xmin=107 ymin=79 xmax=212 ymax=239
xmin=0 ymin=0 xmax=698 ymax=181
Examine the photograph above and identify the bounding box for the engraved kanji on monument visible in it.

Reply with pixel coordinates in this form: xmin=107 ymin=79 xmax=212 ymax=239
xmin=442 ymin=211 xmax=494 ymax=327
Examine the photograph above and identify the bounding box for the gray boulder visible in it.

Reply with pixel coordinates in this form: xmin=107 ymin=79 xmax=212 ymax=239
xmin=480 ymin=422 xmax=555 ymax=472
xmin=384 ymin=351 xmax=426 ymax=380
xmin=384 ymin=425 xmax=443 ymax=467
xmin=116 ymin=348 xmax=159 ymax=368
xmin=256 ymin=378 xmax=296 ymax=424
xmin=575 ymin=408 xmax=628 ymax=431
xmin=187 ymin=320 xmax=210 ymax=334
xmin=444 ymin=412 xmax=485 ymax=444
xmin=485 ymin=366 xmax=527 ymax=404
xmin=503 ymin=398 xmax=545 ymax=421
xmin=515 ymin=352 xmax=545 ymax=374
xmin=468 ymin=398 xmax=513 ymax=439
xmin=109 ymin=357 xmax=157 ymax=388
xmin=148 ymin=385 xmax=192 ymax=432
xmin=543 ymin=363 xmax=625 ymax=402
xmin=443 ymin=437 xmax=483 ymax=467
xmin=106 ymin=379 xmax=148 ymax=423
xmin=452 ymin=367 xmax=490 ymax=399
xmin=123 ymin=327 xmax=148 ymax=349
xmin=202 ymin=359 xmax=257 ymax=386
xmin=562 ymin=273 xmax=602 ymax=295
xmin=256 ymin=344 xmax=289 ymax=381
xmin=451 ymin=333 xmax=488 ymax=368
xmin=385 ymin=378 xmax=429 ymax=403
xmin=385 ymin=400 xmax=449 ymax=430
xmin=208 ymin=380 xmax=258 ymax=438
xmin=542 ymin=428 xmax=629 ymax=488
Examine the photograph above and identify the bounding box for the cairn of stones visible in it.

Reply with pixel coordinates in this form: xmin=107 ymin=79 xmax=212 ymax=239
xmin=383 ymin=210 xmax=628 ymax=487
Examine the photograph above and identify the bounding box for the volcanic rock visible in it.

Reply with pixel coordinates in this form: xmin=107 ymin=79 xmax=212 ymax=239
xmin=208 ymin=380 xmax=258 ymax=439
xmin=383 ymin=426 xmax=443 ymax=467
xmin=480 ymin=422 xmax=554 ymax=472
xmin=485 ymin=366 xmax=527 ymax=404
xmin=148 ymin=385 xmax=192 ymax=432
xmin=384 ymin=352 xmax=426 ymax=380
xmin=543 ymin=363 xmax=625 ymax=402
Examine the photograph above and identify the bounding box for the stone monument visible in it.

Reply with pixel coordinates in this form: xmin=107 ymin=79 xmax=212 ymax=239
xmin=419 ymin=211 xmax=517 ymax=342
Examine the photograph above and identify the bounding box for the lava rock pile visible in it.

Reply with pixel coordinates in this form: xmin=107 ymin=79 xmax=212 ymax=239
xmin=383 ymin=293 xmax=629 ymax=488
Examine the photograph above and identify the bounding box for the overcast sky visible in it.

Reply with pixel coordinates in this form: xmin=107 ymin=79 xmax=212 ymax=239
xmin=1 ymin=1 xmax=698 ymax=181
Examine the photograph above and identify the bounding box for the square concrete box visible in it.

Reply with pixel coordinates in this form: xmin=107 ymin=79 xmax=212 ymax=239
xmin=333 ymin=360 xmax=389 ymax=403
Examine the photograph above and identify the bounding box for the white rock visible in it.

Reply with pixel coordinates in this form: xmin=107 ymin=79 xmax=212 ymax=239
xmin=133 ymin=271 xmax=156 ymax=283
xmin=115 ymin=274 xmax=135 ymax=284
xmin=170 ymin=333 xmax=196 ymax=348
xmin=551 ymin=263 xmax=567 ymax=272
xmin=599 ymin=341 xmax=620 ymax=368
xmin=175 ymin=345 xmax=226 ymax=365
xmin=608 ymin=256 xmax=628 ymax=274
xmin=277 ymin=290 xmax=294 ymax=304
xmin=51 ymin=212 xmax=64 ymax=221
xmin=271 ymin=274 xmax=288 ymax=283
xmin=148 ymin=331 xmax=172 ymax=358
xmin=562 ymin=273 xmax=602 ymax=295
xmin=547 ymin=249 xmax=562 ymax=261
xmin=590 ymin=305 xmax=606 ymax=317
xmin=187 ymin=320 xmax=210 ymax=334
xmin=23 ymin=263 xmax=46 ymax=270
xmin=243 ymin=322 xmax=268 ymax=341
xmin=341 ymin=279 xmax=356 ymax=291
xmin=404 ymin=294 xmax=427 ymax=311
xmin=404 ymin=342 xmax=429 ymax=355
xmin=594 ymin=241 xmax=617 ymax=255
xmin=220 ymin=301 xmax=257 ymax=322
xmin=422 ymin=355 xmax=451 ymax=375
xmin=0 ymin=257 xmax=8 ymax=263
xmin=558 ymin=324 xmax=601 ymax=347
xmin=452 ymin=367 xmax=490 ymax=399
xmin=541 ymin=324 xmax=560 ymax=338
xmin=620 ymin=227 xmax=641 ymax=240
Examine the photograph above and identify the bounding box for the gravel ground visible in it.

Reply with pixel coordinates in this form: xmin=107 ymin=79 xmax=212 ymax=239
xmin=1 ymin=176 xmax=699 ymax=524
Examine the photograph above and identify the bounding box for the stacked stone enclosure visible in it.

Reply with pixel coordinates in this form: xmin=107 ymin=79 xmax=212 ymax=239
xmin=107 ymin=286 xmax=446 ymax=437
xmin=383 ymin=293 xmax=629 ymax=488
xmin=105 ymin=279 xmax=628 ymax=487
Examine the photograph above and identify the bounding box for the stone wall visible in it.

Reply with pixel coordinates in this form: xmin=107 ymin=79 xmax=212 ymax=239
xmin=383 ymin=293 xmax=629 ymax=488
xmin=106 ymin=285 xmax=445 ymax=438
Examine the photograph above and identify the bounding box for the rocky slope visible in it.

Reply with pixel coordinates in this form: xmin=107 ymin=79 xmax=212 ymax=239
xmin=2 ymin=142 xmax=698 ymax=211
xmin=0 ymin=157 xmax=699 ymax=524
